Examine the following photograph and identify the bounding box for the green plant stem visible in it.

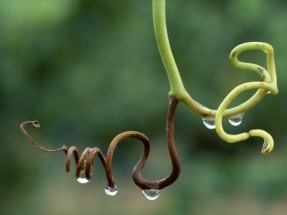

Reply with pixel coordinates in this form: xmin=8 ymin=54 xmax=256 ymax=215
xmin=153 ymin=0 xmax=278 ymax=152
xmin=152 ymin=0 xmax=186 ymax=98
xmin=152 ymin=0 xmax=278 ymax=118
xmin=152 ymin=0 xmax=222 ymax=116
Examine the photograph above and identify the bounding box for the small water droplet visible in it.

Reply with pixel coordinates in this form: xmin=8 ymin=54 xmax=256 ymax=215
xmin=262 ymin=139 xmax=268 ymax=151
xmin=105 ymin=185 xmax=118 ymax=196
xmin=202 ymin=117 xmax=215 ymax=129
xmin=77 ymin=171 xmax=89 ymax=184
xmin=142 ymin=189 xmax=160 ymax=200
xmin=228 ymin=113 xmax=244 ymax=126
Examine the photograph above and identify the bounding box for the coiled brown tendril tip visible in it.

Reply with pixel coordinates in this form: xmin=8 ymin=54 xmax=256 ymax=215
xmin=32 ymin=120 xmax=40 ymax=128
xmin=20 ymin=96 xmax=181 ymax=197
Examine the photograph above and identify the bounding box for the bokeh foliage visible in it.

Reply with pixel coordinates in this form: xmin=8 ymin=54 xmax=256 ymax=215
xmin=1 ymin=0 xmax=287 ymax=214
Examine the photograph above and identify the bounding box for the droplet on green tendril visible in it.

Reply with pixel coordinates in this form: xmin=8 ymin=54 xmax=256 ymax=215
xmin=202 ymin=117 xmax=215 ymax=129
xmin=262 ymin=139 xmax=269 ymax=151
xmin=229 ymin=113 xmax=244 ymax=126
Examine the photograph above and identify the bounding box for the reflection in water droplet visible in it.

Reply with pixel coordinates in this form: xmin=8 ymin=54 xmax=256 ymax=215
xmin=228 ymin=113 xmax=244 ymax=126
xmin=77 ymin=171 xmax=89 ymax=184
xmin=202 ymin=117 xmax=215 ymax=129
xmin=142 ymin=189 xmax=160 ymax=200
xmin=105 ymin=185 xmax=118 ymax=196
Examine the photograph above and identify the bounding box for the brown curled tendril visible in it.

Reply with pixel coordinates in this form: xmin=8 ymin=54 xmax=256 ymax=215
xmin=132 ymin=96 xmax=180 ymax=190
xmin=19 ymin=96 xmax=180 ymax=193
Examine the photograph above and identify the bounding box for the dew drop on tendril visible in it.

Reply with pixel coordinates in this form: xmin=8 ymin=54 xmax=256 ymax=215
xmin=262 ymin=139 xmax=269 ymax=151
xmin=228 ymin=113 xmax=244 ymax=126
xmin=77 ymin=171 xmax=89 ymax=184
xmin=105 ymin=185 xmax=118 ymax=196
xmin=142 ymin=189 xmax=160 ymax=200
xmin=202 ymin=117 xmax=215 ymax=129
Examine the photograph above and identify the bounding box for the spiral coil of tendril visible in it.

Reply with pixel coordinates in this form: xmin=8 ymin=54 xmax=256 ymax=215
xmin=153 ymin=0 xmax=278 ymax=154
xmin=214 ymin=42 xmax=278 ymax=154
xmin=20 ymin=97 xmax=180 ymax=200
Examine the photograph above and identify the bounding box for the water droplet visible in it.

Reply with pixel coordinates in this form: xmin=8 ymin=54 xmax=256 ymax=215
xmin=142 ymin=189 xmax=160 ymax=200
xmin=77 ymin=171 xmax=89 ymax=184
xmin=202 ymin=117 xmax=215 ymax=129
xmin=228 ymin=113 xmax=244 ymax=126
xmin=262 ymin=139 xmax=269 ymax=151
xmin=105 ymin=185 xmax=118 ymax=196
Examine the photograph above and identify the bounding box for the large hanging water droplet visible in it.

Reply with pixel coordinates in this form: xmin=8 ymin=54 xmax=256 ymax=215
xmin=77 ymin=171 xmax=89 ymax=184
xmin=202 ymin=117 xmax=215 ymax=129
xmin=228 ymin=113 xmax=244 ymax=126
xmin=142 ymin=189 xmax=160 ymax=200
xmin=105 ymin=185 xmax=118 ymax=196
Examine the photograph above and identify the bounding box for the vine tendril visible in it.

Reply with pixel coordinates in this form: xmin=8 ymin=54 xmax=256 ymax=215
xmin=20 ymin=97 xmax=180 ymax=195
xmin=153 ymin=0 xmax=278 ymax=152
xmin=19 ymin=0 xmax=279 ymax=201
xmin=214 ymin=42 xmax=278 ymax=154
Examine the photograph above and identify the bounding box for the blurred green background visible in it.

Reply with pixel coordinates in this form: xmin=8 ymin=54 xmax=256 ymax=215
xmin=1 ymin=0 xmax=287 ymax=214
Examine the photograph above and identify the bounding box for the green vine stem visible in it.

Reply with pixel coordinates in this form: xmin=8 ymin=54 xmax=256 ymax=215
xmin=153 ymin=0 xmax=278 ymax=153
xmin=152 ymin=0 xmax=278 ymax=117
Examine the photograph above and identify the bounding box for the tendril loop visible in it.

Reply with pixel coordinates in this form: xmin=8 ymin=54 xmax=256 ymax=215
xmin=214 ymin=42 xmax=278 ymax=154
xmin=20 ymin=97 xmax=180 ymax=194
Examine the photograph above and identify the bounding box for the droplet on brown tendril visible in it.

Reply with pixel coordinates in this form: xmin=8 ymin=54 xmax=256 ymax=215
xmin=77 ymin=171 xmax=90 ymax=184
xmin=142 ymin=189 xmax=160 ymax=200
xmin=105 ymin=185 xmax=118 ymax=196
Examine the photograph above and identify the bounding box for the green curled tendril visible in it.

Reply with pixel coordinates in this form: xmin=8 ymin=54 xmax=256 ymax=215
xmin=153 ymin=0 xmax=278 ymax=153
xmin=215 ymin=42 xmax=278 ymax=154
